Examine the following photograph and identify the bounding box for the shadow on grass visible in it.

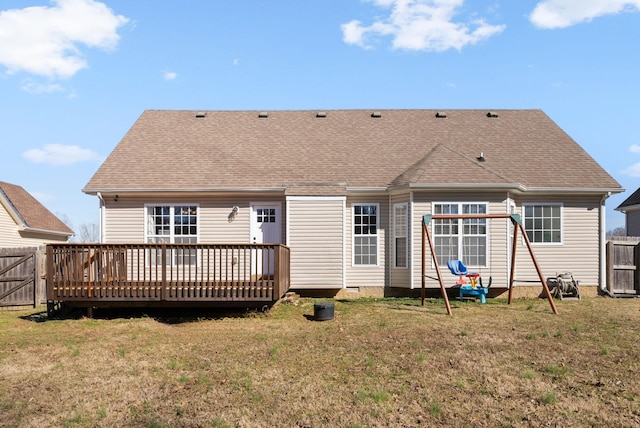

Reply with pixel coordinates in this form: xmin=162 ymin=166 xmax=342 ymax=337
xmin=21 ymin=305 xmax=272 ymax=324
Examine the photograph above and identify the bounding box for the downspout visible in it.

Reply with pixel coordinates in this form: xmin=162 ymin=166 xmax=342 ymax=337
xmin=600 ymin=192 xmax=611 ymax=294
xmin=97 ymin=192 xmax=105 ymax=243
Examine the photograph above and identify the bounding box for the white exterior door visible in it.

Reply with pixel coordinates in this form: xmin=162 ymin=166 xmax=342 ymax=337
xmin=250 ymin=203 xmax=282 ymax=277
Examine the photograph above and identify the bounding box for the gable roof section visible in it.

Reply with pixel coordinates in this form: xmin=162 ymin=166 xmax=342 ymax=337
xmin=616 ymin=187 xmax=640 ymax=211
xmin=83 ymin=109 xmax=622 ymax=195
xmin=0 ymin=181 xmax=74 ymax=235
xmin=391 ymin=143 xmax=517 ymax=188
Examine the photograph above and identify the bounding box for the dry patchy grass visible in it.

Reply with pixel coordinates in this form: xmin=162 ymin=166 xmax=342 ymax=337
xmin=1 ymin=296 xmax=639 ymax=427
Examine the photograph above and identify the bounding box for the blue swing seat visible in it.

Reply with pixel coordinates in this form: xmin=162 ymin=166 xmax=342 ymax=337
xmin=447 ymin=260 xmax=488 ymax=304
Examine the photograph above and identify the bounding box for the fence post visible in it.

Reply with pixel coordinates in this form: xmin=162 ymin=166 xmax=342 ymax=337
xmin=161 ymin=244 xmax=167 ymax=301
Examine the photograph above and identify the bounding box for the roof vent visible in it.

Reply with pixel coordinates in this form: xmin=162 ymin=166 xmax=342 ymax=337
xmin=486 ymin=111 xmax=499 ymax=118
xmin=316 ymin=111 xmax=327 ymax=118
xmin=258 ymin=112 xmax=269 ymax=118
xmin=371 ymin=111 xmax=382 ymax=118
xmin=195 ymin=111 xmax=206 ymax=118
xmin=477 ymin=152 xmax=486 ymax=162
xmin=435 ymin=112 xmax=447 ymax=118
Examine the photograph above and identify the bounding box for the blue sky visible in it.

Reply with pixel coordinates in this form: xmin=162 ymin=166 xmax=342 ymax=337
xmin=0 ymin=0 xmax=639 ymax=235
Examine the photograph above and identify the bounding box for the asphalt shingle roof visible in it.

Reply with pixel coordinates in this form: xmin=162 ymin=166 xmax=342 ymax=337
xmin=83 ymin=109 xmax=621 ymax=194
xmin=0 ymin=181 xmax=74 ymax=235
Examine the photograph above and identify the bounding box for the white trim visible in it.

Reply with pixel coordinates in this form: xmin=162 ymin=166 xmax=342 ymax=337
xmin=351 ymin=202 xmax=380 ymax=267
xmin=342 ymin=198 xmax=347 ymax=289
xmin=409 ymin=192 xmax=414 ymax=289
xmin=430 ymin=201 xmax=490 ymax=269
xmin=285 ymin=196 xmax=346 ymax=201
xmin=522 ymin=202 xmax=563 ymax=245
xmin=393 ymin=202 xmax=409 ymax=269
xmin=249 ymin=202 xmax=282 ymax=244
xmin=143 ymin=203 xmax=201 ymax=243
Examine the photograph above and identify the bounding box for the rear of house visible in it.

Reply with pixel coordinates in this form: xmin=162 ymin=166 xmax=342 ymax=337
xmin=82 ymin=109 xmax=622 ymax=298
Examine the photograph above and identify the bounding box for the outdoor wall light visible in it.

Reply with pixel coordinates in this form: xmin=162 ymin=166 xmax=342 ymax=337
xmin=228 ymin=206 xmax=239 ymax=223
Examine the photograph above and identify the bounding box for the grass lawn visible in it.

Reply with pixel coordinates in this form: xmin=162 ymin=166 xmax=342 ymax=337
xmin=1 ymin=296 xmax=639 ymax=427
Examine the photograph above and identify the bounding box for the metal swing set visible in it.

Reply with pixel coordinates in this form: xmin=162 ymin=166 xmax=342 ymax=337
xmin=421 ymin=213 xmax=558 ymax=315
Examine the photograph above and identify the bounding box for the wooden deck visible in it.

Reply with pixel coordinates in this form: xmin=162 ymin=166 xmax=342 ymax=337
xmin=46 ymin=243 xmax=290 ymax=311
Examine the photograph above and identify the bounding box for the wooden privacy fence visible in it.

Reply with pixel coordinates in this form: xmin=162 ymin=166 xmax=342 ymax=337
xmin=0 ymin=247 xmax=44 ymax=308
xmin=606 ymin=238 xmax=640 ymax=295
xmin=46 ymin=243 xmax=290 ymax=308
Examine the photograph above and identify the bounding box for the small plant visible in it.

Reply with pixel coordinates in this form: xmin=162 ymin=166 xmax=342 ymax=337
xmin=526 ymin=333 xmax=536 ymax=340
xmin=417 ymin=352 xmax=426 ymax=363
xmin=357 ymin=388 xmax=391 ymax=403
xmin=167 ymin=358 xmax=178 ymax=370
xmin=429 ymin=402 xmax=442 ymax=416
xmin=554 ymin=331 xmax=563 ymax=338
xmin=269 ymin=344 xmax=280 ymax=358
xmin=179 ymin=373 xmax=189 ymax=383
xmin=522 ymin=370 xmax=535 ymax=380
xmin=601 ymin=347 xmax=609 ymax=356
xmin=544 ymin=364 xmax=569 ymax=377
xmin=459 ymin=330 xmax=467 ymax=337
xmin=540 ymin=391 xmax=557 ymax=404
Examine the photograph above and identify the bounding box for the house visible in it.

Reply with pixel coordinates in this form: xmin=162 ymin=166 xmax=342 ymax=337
xmin=615 ymin=188 xmax=640 ymax=236
xmin=82 ymin=109 xmax=622 ymax=298
xmin=0 ymin=181 xmax=74 ymax=247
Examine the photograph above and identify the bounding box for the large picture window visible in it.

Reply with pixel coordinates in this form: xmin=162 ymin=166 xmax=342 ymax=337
xmin=394 ymin=203 xmax=408 ymax=268
xmin=353 ymin=204 xmax=378 ymax=266
xmin=146 ymin=205 xmax=198 ymax=264
xmin=433 ymin=202 xmax=487 ymax=267
xmin=524 ymin=203 xmax=562 ymax=243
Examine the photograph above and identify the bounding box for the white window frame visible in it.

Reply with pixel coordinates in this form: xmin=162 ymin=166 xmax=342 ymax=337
xmin=522 ymin=202 xmax=563 ymax=245
xmin=393 ymin=203 xmax=408 ymax=269
xmin=431 ymin=202 xmax=489 ymax=268
xmin=144 ymin=203 xmax=200 ymax=265
xmin=352 ymin=203 xmax=380 ymax=267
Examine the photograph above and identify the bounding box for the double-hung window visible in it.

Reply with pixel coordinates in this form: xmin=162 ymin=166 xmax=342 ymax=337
xmin=394 ymin=203 xmax=408 ymax=268
xmin=146 ymin=205 xmax=198 ymax=264
xmin=353 ymin=204 xmax=378 ymax=266
xmin=433 ymin=202 xmax=487 ymax=267
xmin=523 ymin=203 xmax=562 ymax=244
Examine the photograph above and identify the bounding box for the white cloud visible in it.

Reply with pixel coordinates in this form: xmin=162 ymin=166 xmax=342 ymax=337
xmin=0 ymin=0 xmax=129 ymax=79
xmin=629 ymin=144 xmax=640 ymax=153
xmin=163 ymin=71 xmax=177 ymax=80
xmin=530 ymin=0 xmax=640 ymax=29
xmin=22 ymin=144 xmax=102 ymax=166
xmin=622 ymin=162 xmax=640 ymax=177
xmin=20 ymin=80 xmax=64 ymax=94
xmin=341 ymin=0 xmax=505 ymax=51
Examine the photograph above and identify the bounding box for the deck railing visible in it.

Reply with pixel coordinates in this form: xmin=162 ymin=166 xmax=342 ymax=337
xmin=46 ymin=243 xmax=290 ymax=305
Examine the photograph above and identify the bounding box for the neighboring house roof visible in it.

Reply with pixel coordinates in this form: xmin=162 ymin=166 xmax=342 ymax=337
xmin=616 ymin=187 xmax=640 ymax=211
xmin=83 ymin=109 xmax=622 ymax=195
xmin=0 ymin=181 xmax=74 ymax=235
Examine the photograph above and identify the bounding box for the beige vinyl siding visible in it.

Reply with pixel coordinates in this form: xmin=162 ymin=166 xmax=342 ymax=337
xmin=625 ymin=209 xmax=640 ymax=237
xmin=411 ymin=193 xmax=511 ymax=289
xmin=345 ymin=195 xmax=388 ymax=287
xmin=103 ymin=196 xmax=285 ymax=244
xmin=0 ymin=205 xmax=68 ymax=247
xmin=287 ymin=197 xmax=344 ymax=289
xmin=390 ymin=193 xmax=411 ymax=288
xmin=513 ymin=195 xmax=602 ymax=287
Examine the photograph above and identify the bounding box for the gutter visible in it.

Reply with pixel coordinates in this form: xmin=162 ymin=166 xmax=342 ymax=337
xmin=97 ymin=192 xmax=105 ymax=243
xmin=600 ymin=192 xmax=610 ymax=293
xmin=21 ymin=227 xmax=73 ymax=237
xmin=83 ymin=187 xmax=288 ymax=196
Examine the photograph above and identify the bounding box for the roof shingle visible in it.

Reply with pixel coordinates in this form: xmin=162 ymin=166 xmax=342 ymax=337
xmin=0 ymin=181 xmax=74 ymax=235
xmin=83 ymin=109 xmax=621 ymax=194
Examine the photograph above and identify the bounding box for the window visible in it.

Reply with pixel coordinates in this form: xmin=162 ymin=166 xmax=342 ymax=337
xmin=524 ymin=204 xmax=561 ymax=243
xmin=353 ymin=204 xmax=378 ymax=266
xmin=433 ymin=203 xmax=487 ymax=267
xmin=394 ymin=204 xmax=408 ymax=268
xmin=146 ymin=205 xmax=198 ymax=264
